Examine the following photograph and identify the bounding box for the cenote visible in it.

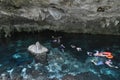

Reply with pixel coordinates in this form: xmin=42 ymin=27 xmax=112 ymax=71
xmin=0 ymin=30 xmax=120 ymax=80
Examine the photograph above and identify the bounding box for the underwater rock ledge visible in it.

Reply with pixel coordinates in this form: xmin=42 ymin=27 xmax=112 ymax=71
xmin=0 ymin=0 xmax=120 ymax=37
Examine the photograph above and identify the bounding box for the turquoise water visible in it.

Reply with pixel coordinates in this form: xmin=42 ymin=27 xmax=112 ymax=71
xmin=0 ymin=31 xmax=120 ymax=80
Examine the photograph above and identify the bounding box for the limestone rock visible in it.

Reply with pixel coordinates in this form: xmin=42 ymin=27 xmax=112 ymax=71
xmin=48 ymin=7 xmax=64 ymax=20
xmin=28 ymin=41 xmax=48 ymax=64
xmin=75 ymin=72 xmax=101 ymax=80
xmin=62 ymin=74 xmax=76 ymax=80
xmin=0 ymin=73 xmax=8 ymax=80
xmin=0 ymin=0 xmax=120 ymax=36
xmin=28 ymin=41 xmax=48 ymax=54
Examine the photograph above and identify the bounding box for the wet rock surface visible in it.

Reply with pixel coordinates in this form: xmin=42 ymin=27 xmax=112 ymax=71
xmin=62 ymin=72 xmax=102 ymax=80
xmin=62 ymin=74 xmax=76 ymax=80
xmin=28 ymin=41 xmax=48 ymax=64
xmin=75 ymin=72 xmax=101 ymax=80
xmin=0 ymin=0 xmax=120 ymax=37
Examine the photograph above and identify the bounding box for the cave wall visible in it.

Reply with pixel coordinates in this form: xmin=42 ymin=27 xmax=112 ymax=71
xmin=0 ymin=0 xmax=120 ymax=37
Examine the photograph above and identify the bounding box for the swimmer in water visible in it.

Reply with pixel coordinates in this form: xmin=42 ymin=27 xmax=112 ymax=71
xmin=91 ymin=57 xmax=104 ymax=66
xmin=71 ymin=45 xmax=76 ymax=48
xmin=51 ymin=36 xmax=62 ymax=48
xmin=87 ymin=51 xmax=100 ymax=56
xmin=91 ymin=57 xmax=118 ymax=68
xmin=76 ymin=47 xmax=82 ymax=51
xmin=91 ymin=60 xmax=104 ymax=66
xmin=94 ymin=51 xmax=114 ymax=59
xmin=71 ymin=45 xmax=82 ymax=52
xmin=59 ymin=44 xmax=65 ymax=52
xmin=105 ymin=59 xmax=118 ymax=68
xmin=52 ymin=36 xmax=62 ymax=44
xmin=87 ymin=52 xmax=94 ymax=56
xmin=87 ymin=51 xmax=114 ymax=59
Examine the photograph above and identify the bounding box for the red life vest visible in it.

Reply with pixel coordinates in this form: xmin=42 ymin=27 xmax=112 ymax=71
xmin=102 ymin=52 xmax=113 ymax=59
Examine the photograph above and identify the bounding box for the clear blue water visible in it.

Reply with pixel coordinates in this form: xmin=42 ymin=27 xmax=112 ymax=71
xmin=0 ymin=31 xmax=120 ymax=80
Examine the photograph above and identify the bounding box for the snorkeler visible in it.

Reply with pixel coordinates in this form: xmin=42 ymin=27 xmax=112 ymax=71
xmin=87 ymin=51 xmax=114 ymax=59
xmin=94 ymin=51 xmax=114 ymax=59
xmin=70 ymin=44 xmax=82 ymax=52
xmin=105 ymin=59 xmax=118 ymax=68
xmin=91 ymin=57 xmax=118 ymax=68
xmin=87 ymin=50 xmax=100 ymax=56
xmin=76 ymin=47 xmax=82 ymax=51
xmin=52 ymin=36 xmax=62 ymax=44
xmin=59 ymin=44 xmax=65 ymax=52
xmin=71 ymin=45 xmax=76 ymax=48
xmin=91 ymin=59 xmax=104 ymax=66
xmin=91 ymin=57 xmax=105 ymax=66
xmin=51 ymin=36 xmax=62 ymax=48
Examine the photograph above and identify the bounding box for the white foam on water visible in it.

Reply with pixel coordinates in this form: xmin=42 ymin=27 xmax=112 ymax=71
xmin=7 ymin=68 xmax=14 ymax=79
xmin=12 ymin=54 xmax=21 ymax=59
xmin=21 ymin=68 xmax=27 ymax=79
xmin=34 ymin=63 xmax=42 ymax=70
xmin=0 ymin=64 xmax=2 ymax=67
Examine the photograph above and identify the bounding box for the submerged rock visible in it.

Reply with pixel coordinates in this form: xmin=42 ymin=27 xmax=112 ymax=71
xmin=0 ymin=73 xmax=8 ymax=80
xmin=62 ymin=74 xmax=76 ymax=80
xmin=75 ymin=72 xmax=101 ymax=80
xmin=28 ymin=41 xmax=48 ymax=64
xmin=28 ymin=41 xmax=48 ymax=54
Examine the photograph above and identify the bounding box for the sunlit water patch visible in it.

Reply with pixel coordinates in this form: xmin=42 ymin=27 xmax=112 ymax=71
xmin=0 ymin=31 xmax=120 ymax=80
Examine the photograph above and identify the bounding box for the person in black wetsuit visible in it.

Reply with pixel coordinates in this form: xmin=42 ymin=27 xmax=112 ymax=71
xmin=70 ymin=44 xmax=82 ymax=52
xmin=59 ymin=44 xmax=65 ymax=52
xmin=51 ymin=36 xmax=66 ymax=52
xmin=51 ymin=36 xmax=62 ymax=48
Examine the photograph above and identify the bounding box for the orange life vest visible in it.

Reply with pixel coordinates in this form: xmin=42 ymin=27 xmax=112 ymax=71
xmin=102 ymin=52 xmax=113 ymax=59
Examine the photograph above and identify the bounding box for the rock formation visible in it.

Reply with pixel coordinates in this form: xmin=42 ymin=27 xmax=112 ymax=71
xmin=75 ymin=72 xmax=101 ymax=80
xmin=28 ymin=41 xmax=48 ymax=64
xmin=0 ymin=0 xmax=120 ymax=37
